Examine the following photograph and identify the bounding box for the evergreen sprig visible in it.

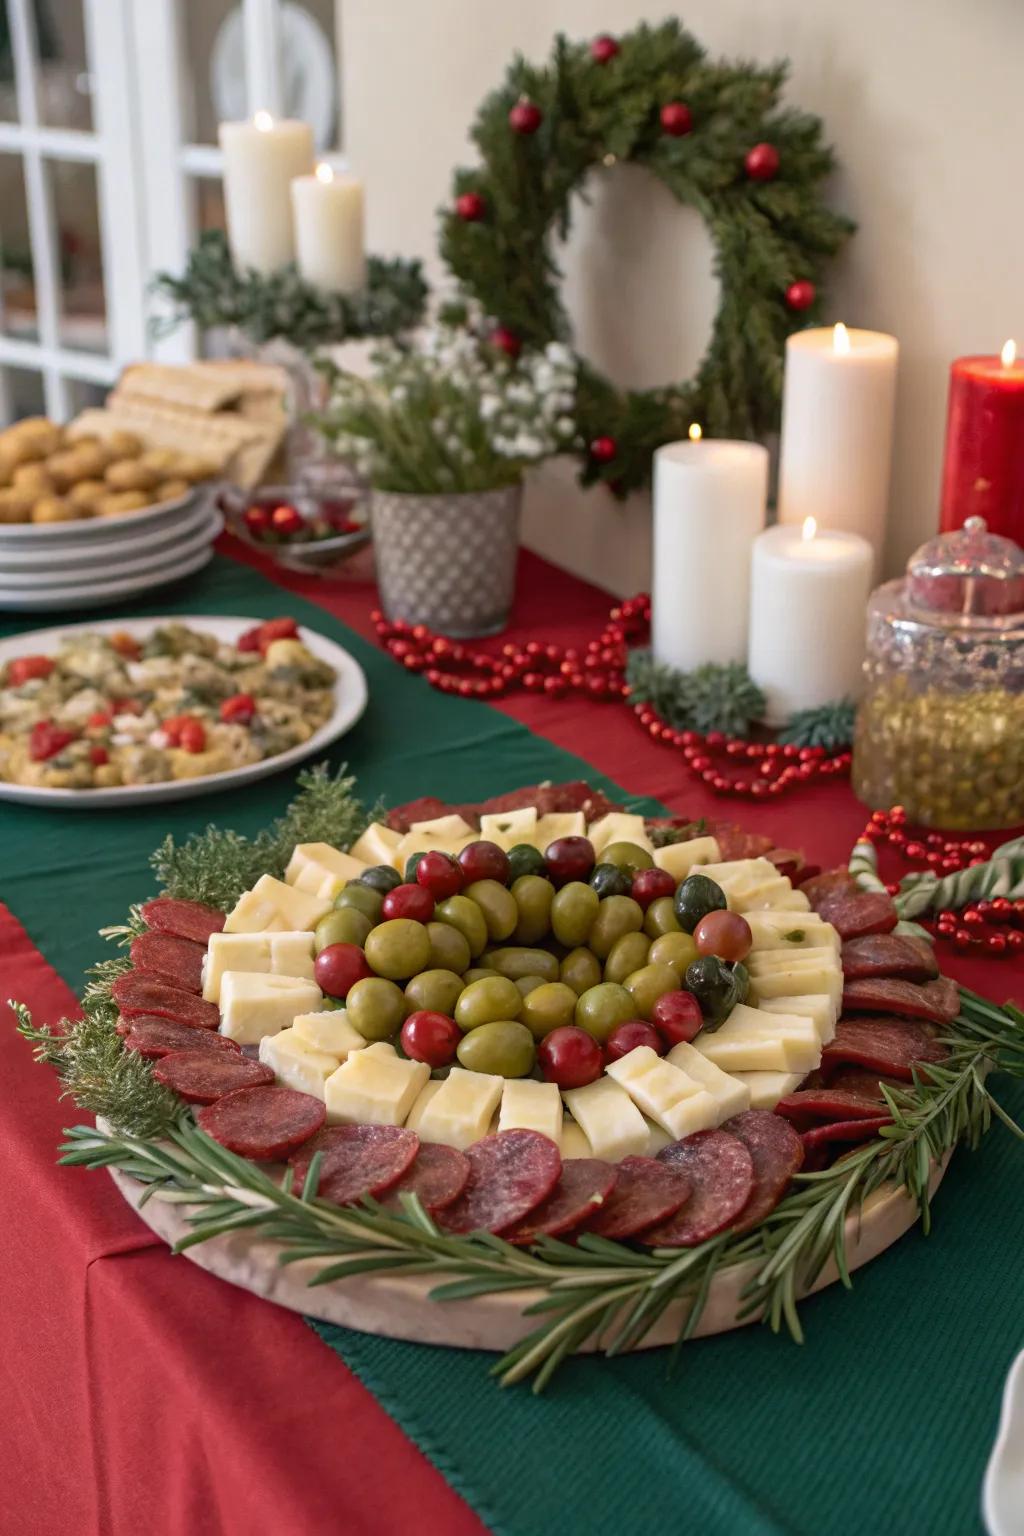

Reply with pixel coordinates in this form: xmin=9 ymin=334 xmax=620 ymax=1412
xmin=626 ymin=649 xmax=766 ymax=736
xmin=777 ymin=699 xmax=856 ymax=750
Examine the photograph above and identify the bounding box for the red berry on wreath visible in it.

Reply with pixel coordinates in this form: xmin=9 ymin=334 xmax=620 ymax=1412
xmin=455 ymin=191 xmax=486 ymax=222
xmin=785 ymin=278 xmax=816 ymax=311
xmin=591 ymin=34 xmax=619 ymax=64
xmin=509 ymin=98 xmax=542 ymax=135
xmin=490 ymin=325 xmax=522 ymax=359
xmin=745 ymin=142 xmax=780 ymax=180
xmin=589 ymin=434 xmax=617 ymax=463
xmin=660 ymin=102 xmax=693 ymax=137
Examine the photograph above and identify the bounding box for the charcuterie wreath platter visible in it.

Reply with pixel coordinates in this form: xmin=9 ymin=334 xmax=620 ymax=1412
xmin=16 ymin=768 xmax=1024 ymax=1389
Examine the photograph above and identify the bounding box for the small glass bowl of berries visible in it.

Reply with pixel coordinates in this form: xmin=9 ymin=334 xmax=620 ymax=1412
xmin=221 ymin=481 xmax=370 ymax=574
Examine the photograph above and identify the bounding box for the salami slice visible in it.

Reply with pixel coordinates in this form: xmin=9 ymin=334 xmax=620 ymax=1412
xmin=141 ymin=896 xmax=226 ymax=945
xmin=437 ymin=1130 xmax=562 ymax=1236
xmin=196 ymin=1086 xmax=325 ymax=1161
xmin=726 ymin=1110 xmax=805 ymax=1235
xmin=289 ymin=1124 xmax=420 ymax=1204
xmin=841 ymin=934 xmax=939 ymax=983
xmin=111 ymin=972 xmax=220 ymax=1030
xmin=122 ymin=1016 xmax=241 ymax=1059
xmin=152 ymin=1050 xmax=275 ymax=1104
xmin=644 ymin=1131 xmax=753 ymax=1247
xmin=708 ymin=823 xmax=776 ymax=860
xmin=823 ymin=1066 xmax=901 ymax=1100
xmin=821 ymin=1016 xmax=948 ymax=1080
xmin=800 ymin=868 xmax=857 ymax=907
xmin=801 ymin=1116 xmax=892 ymax=1150
xmin=775 ymin=1087 xmax=895 ymax=1125
xmin=584 ymin=1156 xmax=691 ymax=1241
xmin=380 ymin=1142 xmax=471 ymax=1214
xmin=129 ymin=931 xmax=206 ymax=994
xmin=504 ymin=1159 xmax=618 ymax=1246
xmin=811 ymin=886 xmax=898 ymax=941
xmin=842 ymin=976 xmax=959 ymax=1025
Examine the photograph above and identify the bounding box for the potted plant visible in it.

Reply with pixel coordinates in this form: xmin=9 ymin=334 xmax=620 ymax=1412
xmin=317 ymin=319 xmax=577 ymax=636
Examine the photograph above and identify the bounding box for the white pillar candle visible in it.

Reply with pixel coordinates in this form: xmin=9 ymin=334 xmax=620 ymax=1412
xmin=219 ymin=113 xmax=315 ymax=274
xmin=776 ymin=324 xmax=899 ymax=566
xmin=651 ymin=435 xmax=769 ymax=671
xmin=748 ymin=519 xmax=874 ymax=724
xmin=291 ymin=163 xmax=366 ymax=294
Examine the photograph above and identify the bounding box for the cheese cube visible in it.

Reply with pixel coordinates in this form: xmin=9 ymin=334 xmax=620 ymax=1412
xmin=219 ymin=971 xmax=323 ymax=1044
xmin=666 ymin=1041 xmax=751 ymax=1122
xmin=695 ymin=1005 xmax=821 ymax=1073
xmin=411 ymin=1066 xmax=504 ymax=1150
xmin=395 ymin=828 xmax=475 ymax=867
xmin=731 ymin=1069 xmax=805 ymax=1110
xmin=758 ymin=993 xmax=838 ymax=1045
xmin=202 ymin=930 xmax=315 ymax=1003
xmin=285 ymin=842 xmax=368 ymax=899
xmin=559 ymin=1118 xmax=593 ymax=1158
xmin=410 ymin=813 xmax=475 ymax=840
xmin=643 ymin=1117 xmax=674 ymax=1156
xmin=747 ymin=946 xmax=841 ymax=975
xmin=736 ymin=885 xmax=810 ymax=913
xmin=349 ymin=822 xmax=403 ymax=868
xmin=259 ymin=1029 xmax=339 ymax=1099
xmin=605 ymin=1047 xmax=718 ymax=1140
xmin=652 ymin=836 xmax=722 ymax=882
xmin=223 ymin=874 xmax=332 ymax=934
xmin=562 ymin=1075 xmax=649 ymax=1161
xmin=479 ymin=807 xmax=537 ymax=849
xmin=748 ymin=966 xmax=842 ymax=1008
xmin=498 ymin=1079 xmax=563 ymax=1142
xmin=745 ymin=912 xmax=839 ymax=952
xmin=700 ymin=859 xmax=778 ymax=894
xmin=292 ymin=1009 xmax=366 ymax=1060
xmin=587 ymin=812 xmax=652 ymax=857
xmin=405 ymin=1079 xmax=443 ymax=1133
xmin=534 ymin=811 xmax=585 ymax=846
xmin=324 ymin=1048 xmax=429 ymax=1127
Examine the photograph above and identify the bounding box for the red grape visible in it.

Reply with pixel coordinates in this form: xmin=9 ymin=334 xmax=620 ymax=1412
xmin=401 ymin=1010 xmax=460 ymax=1067
xmin=543 ymin=836 xmax=596 ymax=888
xmin=415 ymin=850 xmax=464 ymax=899
xmin=604 ymin=1020 xmax=664 ymax=1061
xmin=314 ymin=943 xmax=374 ymax=999
xmin=693 ymin=910 xmax=753 ymax=963
xmin=630 ymin=868 xmax=676 ymax=909
xmin=537 ymin=1025 xmax=603 ymax=1089
xmin=650 ymin=989 xmax=703 ymax=1047
xmin=458 ymin=839 xmax=511 ymax=885
xmin=382 ymin=882 xmax=435 ymax=922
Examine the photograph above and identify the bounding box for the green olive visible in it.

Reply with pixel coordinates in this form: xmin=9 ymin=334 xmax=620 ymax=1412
xmin=507 ymin=843 xmax=548 ymax=882
xmin=333 ymin=882 xmax=383 ymax=922
xmin=574 ymin=982 xmax=636 ymax=1043
xmin=346 ymin=976 xmax=406 ymax=1041
xmin=456 ymin=1019 xmax=535 ymax=1077
xmin=463 ymin=967 xmax=502 ymax=984
xmin=644 ymin=896 xmax=682 ymax=939
xmin=357 ymin=865 xmax=402 ymax=895
xmin=404 ymin=968 xmax=464 ymax=1016
xmin=511 ymin=874 xmax=554 ymax=945
xmin=560 ymin=946 xmax=603 ymax=996
xmin=600 ymin=840 xmax=654 ymax=873
xmin=624 ymin=962 xmax=681 ymax=1020
xmin=434 ymin=894 xmax=488 ymax=958
xmin=604 ymin=930 xmax=652 ymax=984
xmin=550 ymin=881 xmax=600 ymax=947
xmin=485 ymin=946 xmax=560 ymax=983
xmin=425 ymin=919 xmax=471 ymax=974
xmin=588 ymin=894 xmax=644 ymax=960
xmin=464 ymin=879 xmax=519 ymax=942
xmin=363 ymin=918 xmax=431 ymax=981
xmin=455 ymin=975 xmax=523 ymax=1031
xmin=515 ymin=973 xmax=547 ymax=999
xmin=314 ymin=907 xmax=372 ymax=954
xmin=649 ymin=931 xmax=700 ymax=978
xmin=520 ymin=981 xmax=578 ymax=1040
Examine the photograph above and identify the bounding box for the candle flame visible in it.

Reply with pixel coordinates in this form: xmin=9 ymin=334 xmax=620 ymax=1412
xmin=832 ymin=322 xmax=851 ymax=356
xmin=253 ymin=109 xmax=274 ymax=132
xmin=802 ymin=516 xmax=817 ymax=542
xmin=1001 ymin=338 xmax=1017 ymax=368
xmin=688 ymin=422 xmax=702 ymax=442
xmin=315 ymin=162 xmax=334 ymax=184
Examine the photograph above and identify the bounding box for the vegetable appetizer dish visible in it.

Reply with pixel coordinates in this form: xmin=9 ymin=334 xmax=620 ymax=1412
xmin=0 ymin=619 xmax=336 ymax=790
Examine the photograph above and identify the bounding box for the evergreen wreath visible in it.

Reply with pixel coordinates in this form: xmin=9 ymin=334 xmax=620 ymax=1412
xmin=440 ymin=20 xmax=854 ymax=495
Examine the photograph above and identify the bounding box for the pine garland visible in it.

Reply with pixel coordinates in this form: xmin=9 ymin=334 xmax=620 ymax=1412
xmin=626 ymin=650 xmax=766 ymax=736
xmin=778 ymin=699 xmax=856 ymax=751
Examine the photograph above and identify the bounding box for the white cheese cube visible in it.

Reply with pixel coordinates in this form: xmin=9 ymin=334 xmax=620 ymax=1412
xmin=758 ymin=993 xmax=838 ymax=1045
xmin=203 ymin=930 xmax=315 ymax=1003
xmin=652 ymin=836 xmax=722 ymax=882
xmin=747 ymin=946 xmax=841 ymax=975
xmin=534 ymin=811 xmax=585 ymax=846
xmin=498 ymin=1078 xmax=563 ymax=1142
xmin=324 ymin=1048 xmax=429 ymax=1127
xmin=223 ymin=874 xmax=331 ymax=934
xmin=562 ymin=1075 xmax=649 ymax=1161
xmin=219 ymin=971 xmax=323 ymax=1044
xmin=285 ymin=842 xmax=368 ymax=898
xmin=737 ymin=885 xmax=810 ymax=913
xmin=292 ymin=1009 xmax=366 ymax=1060
xmin=405 ymin=1079 xmax=443 ymax=1134
xmin=749 ymin=966 xmax=842 ymax=1008
xmin=731 ymin=1069 xmax=805 ymax=1110
xmin=259 ymin=1029 xmax=339 ymax=1099
xmin=699 ymin=858 xmax=778 ymax=893
xmin=478 ymin=807 xmax=537 ymax=849
xmin=559 ymin=1118 xmax=593 ymax=1158
xmin=605 ymin=1047 xmax=718 ymax=1140
xmin=587 ymin=812 xmax=652 ymax=857
xmin=349 ymin=821 xmax=403 ymax=868
xmin=394 ymin=828 xmax=475 ymax=866
xmin=411 ymin=1066 xmax=504 ymax=1150
xmin=695 ymin=1006 xmax=821 ymax=1073
xmin=409 ymin=813 xmax=475 ymax=839
xmin=643 ymin=1117 xmax=674 ymax=1156
xmin=666 ymin=1041 xmax=751 ymax=1122
xmin=745 ymin=912 xmax=839 ymax=952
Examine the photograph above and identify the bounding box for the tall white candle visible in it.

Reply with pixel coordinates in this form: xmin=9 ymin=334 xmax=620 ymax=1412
xmin=219 ymin=113 xmax=315 ymax=274
xmin=747 ymin=518 xmax=873 ymax=724
xmin=651 ymin=434 xmax=769 ymax=671
xmin=776 ymin=324 xmax=899 ymax=566
xmin=291 ymin=163 xmax=366 ymax=294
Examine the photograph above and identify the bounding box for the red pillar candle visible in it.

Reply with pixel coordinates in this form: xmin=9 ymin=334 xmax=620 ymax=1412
xmin=940 ymin=341 xmax=1024 ymax=540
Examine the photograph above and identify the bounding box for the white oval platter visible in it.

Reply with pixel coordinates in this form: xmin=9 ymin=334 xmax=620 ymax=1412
xmin=0 ymin=484 xmax=206 ymax=545
xmin=0 ymin=498 xmax=217 ymax=570
xmin=0 ymin=614 xmax=368 ymax=807
xmin=0 ymin=542 xmax=217 ymax=612
xmin=0 ymin=511 xmax=223 ymax=587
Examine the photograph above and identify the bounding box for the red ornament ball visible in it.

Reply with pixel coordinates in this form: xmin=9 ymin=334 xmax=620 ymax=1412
xmin=509 ymin=99 xmax=542 ymax=135
xmin=455 ymin=191 xmax=485 ymax=222
xmin=785 ymin=279 xmax=816 ymax=312
xmin=745 ymin=142 xmax=780 ymax=180
xmin=660 ymin=102 xmax=693 ymax=137
xmin=589 ymin=435 xmax=617 ymax=464
xmin=591 ymin=34 xmax=619 ymax=64
xmin=490 ymin=325 xmax=522 ymax=359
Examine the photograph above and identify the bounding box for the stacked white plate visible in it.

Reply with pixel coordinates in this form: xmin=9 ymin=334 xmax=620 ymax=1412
xmin=0 ymin=487 xmax=223 ymax=612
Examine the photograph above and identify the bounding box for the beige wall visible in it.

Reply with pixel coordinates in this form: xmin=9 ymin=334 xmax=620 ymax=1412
xmin=342 ymin=0 xmax=1024 ymax=593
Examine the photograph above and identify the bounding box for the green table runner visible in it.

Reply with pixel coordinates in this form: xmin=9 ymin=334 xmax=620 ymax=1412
xmin=3 ymin=554 xmax=1019 ymax=1536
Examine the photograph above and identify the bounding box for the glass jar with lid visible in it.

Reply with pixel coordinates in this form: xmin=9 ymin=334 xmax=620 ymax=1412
xmin=852 ymin=517 xmax=1024 ymax=828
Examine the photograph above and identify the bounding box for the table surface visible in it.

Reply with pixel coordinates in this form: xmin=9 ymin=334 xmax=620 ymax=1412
xmin=2 ymin=537 xmax=1021 ymax=1536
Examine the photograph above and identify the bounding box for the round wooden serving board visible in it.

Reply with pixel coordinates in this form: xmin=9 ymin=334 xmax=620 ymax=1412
xmin=107 ymin=1153 xmax=948 ymax=1354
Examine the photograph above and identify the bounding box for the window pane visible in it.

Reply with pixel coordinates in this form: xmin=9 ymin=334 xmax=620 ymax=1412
xmin=1 ymin=365 xmax=45 ymax=424
xmin=183 ymin=0 xmax=239 ymax=145
xmin=49 ymin=158 xmax=107 ymax=353
xmin=285 ymin=2 xmax=341 ymax=152
xmin=192 ymin=175 xmax=227 ymax=236
xmin=0 ymin=152 xmax=36 ymax=341
xmin=0 ymin=0 xmax=17 ymax=122
xmin=37 ymin=0 xmax=94 ymax=131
